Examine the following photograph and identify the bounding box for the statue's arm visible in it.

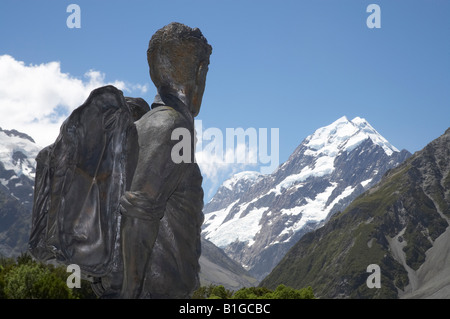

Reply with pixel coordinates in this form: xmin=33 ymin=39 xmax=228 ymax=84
xmin=118 ymin=108 xmax=187 ymax=298
xmin=120 ymin=109 xmax=186 ymax=220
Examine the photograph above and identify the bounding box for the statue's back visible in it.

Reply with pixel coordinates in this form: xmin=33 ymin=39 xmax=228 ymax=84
xmin=29 ymin=85 xmax=139 ymax=278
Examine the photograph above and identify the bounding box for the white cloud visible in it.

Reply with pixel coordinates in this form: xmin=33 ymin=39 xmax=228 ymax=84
xmin=196 ymin=140 xmax=259 ymax=199
xmin=0 ymin=54 xmax=263 ymax=201
xmin=0 ymin=54 xmax=148 ymax=147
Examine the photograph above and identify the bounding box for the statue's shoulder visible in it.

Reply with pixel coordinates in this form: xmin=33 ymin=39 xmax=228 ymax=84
xmin=136 ymin=105 xmax=190 ymax=134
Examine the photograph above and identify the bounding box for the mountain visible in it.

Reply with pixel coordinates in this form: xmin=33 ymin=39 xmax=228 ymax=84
xmin=0 ymin=128 xmax=40 ymax=257
xmin=260 ymin=128 xmax=450 ymax=298
xmin=202 ymin=116 xmax=411 ymax=280
xmin=199 ymin=237 xmax=258 ymax=291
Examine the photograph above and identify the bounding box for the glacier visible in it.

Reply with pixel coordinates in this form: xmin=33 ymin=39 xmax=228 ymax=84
xmin=202 ymin=116 xmax=411 ymax=279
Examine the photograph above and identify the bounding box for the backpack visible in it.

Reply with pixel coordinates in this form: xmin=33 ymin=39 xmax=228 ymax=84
xmin=29 ymin=85 xmax=143 ymax=277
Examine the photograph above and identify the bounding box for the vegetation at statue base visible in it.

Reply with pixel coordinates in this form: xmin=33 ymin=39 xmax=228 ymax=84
xmin=1 ymin=253 xmax=315 ymax=299
xmin=0 ymin=253 xmax=97 ymax=299
xmin=192 ymin=284 xmax=315 ymax=299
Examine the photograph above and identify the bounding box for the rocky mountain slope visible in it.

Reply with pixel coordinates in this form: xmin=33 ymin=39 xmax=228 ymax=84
xmin=199 ymin=237 xmax=258 ymax=291
xmin=202 ymin=116 xmax=411 ymax=279
xmin=260 ymin=128 xmax=450 ymax=298
xmin=0 ymin=128 xmax=40 ymax=257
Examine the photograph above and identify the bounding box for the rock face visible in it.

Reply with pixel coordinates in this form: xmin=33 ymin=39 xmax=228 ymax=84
xmin=199 ymin=237 xmax=258 ymax=291
xmin=0 ymin=128 xmax=38 ymax=206
xmin=202 ymin=116 xmax=411 ymax=280
xmin=0 ymin=128 xmax=40 ymax=257
xmin=260 ymin=128 xmax=450 ymax=299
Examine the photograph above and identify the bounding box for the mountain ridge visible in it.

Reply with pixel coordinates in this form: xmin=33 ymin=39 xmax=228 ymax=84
xmin=260 ymin=127 xmax=450 ymax=298
xmin=202 ymin=116 xmax=411 ymax=279
xmin=199 ymin=237 xmax=258 ymax=291
xmin=0 ymin=127 xmax=39 ymax=257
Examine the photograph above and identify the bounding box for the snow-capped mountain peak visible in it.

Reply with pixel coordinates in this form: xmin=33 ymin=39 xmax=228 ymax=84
xmin=0 ymin=128 xmax=40 ymax=180
xmin=304 ymin=116 xmax=399 ymax=157
xmin=0 ymin=127 xmax=40 ymax=207
xmin=222 ymin=171 xmax=263 ymax=191
xmin=202 ymin=116 xmax=411 ymax=280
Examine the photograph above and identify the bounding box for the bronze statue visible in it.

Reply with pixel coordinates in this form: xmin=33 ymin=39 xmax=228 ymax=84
xmin=29 ymin=22 xmax=212 ymax=299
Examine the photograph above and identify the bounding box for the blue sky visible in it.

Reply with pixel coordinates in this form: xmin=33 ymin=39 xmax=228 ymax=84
xmin=1 ymin=0 xmax=449 ymax=199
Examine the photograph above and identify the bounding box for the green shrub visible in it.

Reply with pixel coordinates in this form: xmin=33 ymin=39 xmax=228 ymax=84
xmin=0 ymin=254 xmax=97 ymax=299
xmin=193 ymin=284 xmax=315 ymax=299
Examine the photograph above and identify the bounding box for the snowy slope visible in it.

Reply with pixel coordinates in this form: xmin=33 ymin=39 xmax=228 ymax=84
xmin=0 ymin=128 xmax=40 ymax=204
xmin=273 ymin=116 xmax=398 ymax=184
xmin=202 ymin=116 xmax=411 ymax=279
xmin=303 ymin=116 xmax=398 ymax=157
xmin=0 ymin=127 xmax=41 ymax=257
xmin=222 ymin=171 xmax=263 ymax=191
xmin=0 ymin=128 xmax=39 ymax=177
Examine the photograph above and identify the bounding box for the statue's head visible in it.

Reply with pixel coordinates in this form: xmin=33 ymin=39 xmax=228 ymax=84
xmin=147 ymin=22 xmax=212 ymax=117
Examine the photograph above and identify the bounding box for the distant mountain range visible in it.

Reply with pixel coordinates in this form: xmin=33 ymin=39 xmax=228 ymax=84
xmin=202 ymin=116 xmax=411 ymax=280
xmin=260 ymin=127 xmax=450 ymax=298
xmin=2 ymin=118 xmax=448 ymax=298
